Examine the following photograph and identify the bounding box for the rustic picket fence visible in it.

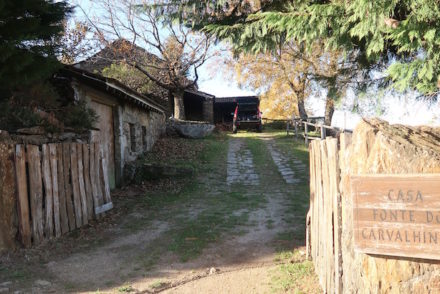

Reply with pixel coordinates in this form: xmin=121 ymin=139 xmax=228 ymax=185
xmin=306 ymin=134 xmax=351 ymax=294
xmin=13 ymin=142 xmax=113 ymax=247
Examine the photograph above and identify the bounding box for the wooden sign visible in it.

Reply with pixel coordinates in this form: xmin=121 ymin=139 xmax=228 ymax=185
xmin=352 ymin=174 xmax=440 ymax=260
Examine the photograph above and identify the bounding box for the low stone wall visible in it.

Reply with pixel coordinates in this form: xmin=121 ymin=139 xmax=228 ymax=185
xmin=0 ymin=127 xmax=89 ymax=145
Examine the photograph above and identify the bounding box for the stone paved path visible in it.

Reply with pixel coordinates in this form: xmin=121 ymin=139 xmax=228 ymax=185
xmin=266 ymin=141 xmax=305 ymax=184
xmin=227 ymin=139 xmax=259 ymax=185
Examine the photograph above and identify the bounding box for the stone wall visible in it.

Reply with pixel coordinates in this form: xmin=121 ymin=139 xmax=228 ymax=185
xmin=77 ymin=83 xmax=166 ymax=187
xmin=119 ymin=103 xmax=165 ymax=164
xmin=340 ymin=119 xmax=440 ymax=293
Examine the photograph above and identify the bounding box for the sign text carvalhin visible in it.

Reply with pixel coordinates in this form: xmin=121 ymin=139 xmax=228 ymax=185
xmin=351 ymin=174 xmax=440 ymax=260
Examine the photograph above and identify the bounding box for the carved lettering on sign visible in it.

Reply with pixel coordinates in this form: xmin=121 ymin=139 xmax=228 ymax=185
xmin=351 ymin=174 xmax=440 ymax=260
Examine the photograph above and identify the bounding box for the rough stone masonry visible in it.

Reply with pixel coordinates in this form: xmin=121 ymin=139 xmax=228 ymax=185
xmin=341 ymin=119 xmax=440 ymax=294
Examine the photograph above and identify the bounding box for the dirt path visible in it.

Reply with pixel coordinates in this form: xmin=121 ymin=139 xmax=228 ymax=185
xmin=1 ymin=132 xmax=319 ymax=293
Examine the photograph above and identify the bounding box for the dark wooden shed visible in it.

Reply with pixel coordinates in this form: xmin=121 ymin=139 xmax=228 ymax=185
xmin=214 ymin=96 xmax=260 ymax=124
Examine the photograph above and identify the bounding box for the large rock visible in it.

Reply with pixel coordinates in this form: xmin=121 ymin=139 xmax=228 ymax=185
xmin=170 ymin=119 xmax=215 ymax=139
xmin=341 ymin=119 xmax=440 ymax=293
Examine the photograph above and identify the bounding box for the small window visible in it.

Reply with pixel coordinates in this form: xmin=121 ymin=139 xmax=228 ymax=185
xmin=129 ymin=123 xmax=136 ymax=152
xmin=142 ymin=126 xmax=147 ymax=149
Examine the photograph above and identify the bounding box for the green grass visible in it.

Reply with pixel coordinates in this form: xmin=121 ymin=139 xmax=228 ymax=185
xmin=167 ymin=189 xmax=265 ymax=261
xmin=117 ymin=284 xmax=134 ymax=292
xmin=122 ymin=132 xmax=270 ymax=264
xmin=150 ymin=281 xmax=168 ymax=289
xmin=271 ymin=250 xmax=319 ymax=293
xmin=275 ymin=136 xmax=309 ymax=164
xmin=260 ymin=132 xmax=321 ymax=293
xmin=246 ymin=137 xmax=269 ymax=168
xmin=0 ymin=265 xmax=30 ymax=282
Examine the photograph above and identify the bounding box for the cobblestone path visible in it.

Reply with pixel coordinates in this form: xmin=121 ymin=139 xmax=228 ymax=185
xmin=266 ymin=141 xmax=307 ymax=184
xmin=226 ymin=138 xmax=259 ymax=185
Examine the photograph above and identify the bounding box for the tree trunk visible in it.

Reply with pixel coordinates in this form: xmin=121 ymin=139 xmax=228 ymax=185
xmin=173 ymin=90 xmax=185 ymax=120
xmin=168 ymin=90 xmax=174 ymax=118
xmin=324 ymin=97 xmax=335 ymax=126
xmin=298 ymin=98 xmax=308 ymax=120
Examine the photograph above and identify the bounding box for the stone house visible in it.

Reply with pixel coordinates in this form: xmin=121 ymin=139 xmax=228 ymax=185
xmin=75 ymin=40 xmax=215 ymax=123
xmin=60 ymin=66 xmax=167 ymax=189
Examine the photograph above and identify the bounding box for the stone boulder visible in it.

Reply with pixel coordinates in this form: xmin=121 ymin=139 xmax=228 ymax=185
xmin=170 ymin=119 xmax=215 ymax=139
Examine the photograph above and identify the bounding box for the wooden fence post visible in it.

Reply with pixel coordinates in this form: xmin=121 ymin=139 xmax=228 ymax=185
xmin=305 ymin=123 xmax=309 ymax=145
xmin=15 ymin=145 xmax=31 ymax=247
xmin=0 ymin=144 xmax=18 ymax=251
xmin=9 ymin=142 xmax=114 ymax=247
xmin=27 ymin=145 xmax=44 ymax=244
xmin=295 ymin=121 xmax=299 ymax=139
xmin=42 ymin=144 xmax=54 ymax=239
xmin=63 ymin=143 xmax=76 ymax=230
xmin=56 ymin=145 xmax=69 ymax=234
xmin=320 ymin=125 xmax=326 ymax=140
xmin=76 ymin=143 xmax=88 ymax=225
xmin=70 ymin=143 xmax=82 ymax=228
xmin=49 ymin=144 xmax=61 ymax=238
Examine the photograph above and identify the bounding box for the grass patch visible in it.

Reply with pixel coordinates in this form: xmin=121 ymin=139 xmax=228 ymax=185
xmin=266 ymin=219 xmax=275 ymax=229
xmin=271 ymin=250 xmax=320 ymax=293
xmin=117 ymin=284 xmax=135 ymax=292
xmin=275 ymin=137 xmax=309 ymax=165
xmin=167 ymin=190 xmax=264 ymax=262
xmin=0 ymin=266 xmax=30 ymax=282
xmin=150 ymin=281 xmax=168 ymax=289
xmin=125 ymin=132 xmax=269 ymax=263
xmin=246 ymin=137 xmax=269 ymax=168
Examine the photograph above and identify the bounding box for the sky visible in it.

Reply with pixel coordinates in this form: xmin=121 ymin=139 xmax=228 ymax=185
xmin=71 ymin=0 xmax=440 ymax=127
xmin=71 ymin=0 xmax=255 ymax=98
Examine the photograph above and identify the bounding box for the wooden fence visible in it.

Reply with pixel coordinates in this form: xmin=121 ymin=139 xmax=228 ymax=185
xmin=13 ymin=142 xmax=112 ymax=247
xmin=288 ymin=117 xmax=352 ymax=145
xmin=307 ymin=136 xmax=344 ymax=294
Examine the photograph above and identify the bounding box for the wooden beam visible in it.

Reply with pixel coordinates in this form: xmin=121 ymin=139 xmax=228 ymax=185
xmin=49 ymin=144 xmax=61 ymax=238
xmin=27 ymin=145 xmax=44 ymax=244
xmin=42 ymin=144 xmax=54 ymax=239
xmin=14 ymin=145 xmax=31 ymax=248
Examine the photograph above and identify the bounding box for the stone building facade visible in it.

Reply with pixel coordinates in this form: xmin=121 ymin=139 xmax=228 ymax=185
xmin=63 ymin=66 xmax=166 ymax=188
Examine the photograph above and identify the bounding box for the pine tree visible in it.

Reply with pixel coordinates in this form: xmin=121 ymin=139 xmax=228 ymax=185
xmin=0 ymin=0 xmax=72 ymax=95
xmin=202 ymin=0 xmax=440 ymax=95
xmin=156 ymin=1 xmax=370 ymax=124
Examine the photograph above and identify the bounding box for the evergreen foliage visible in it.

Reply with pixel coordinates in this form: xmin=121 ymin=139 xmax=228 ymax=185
xmin=0 ymin=0 xmax=72 ymax=94
xmin=200 ymin=0 xmax=440 ymax=95
xmin=0 ymin=1 xmax=98 ymax=132
xmin=0 ymin=80 xmax=97 ymax=132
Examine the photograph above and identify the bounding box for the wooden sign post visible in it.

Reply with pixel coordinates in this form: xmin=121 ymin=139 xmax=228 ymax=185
xmin=352 ymin=174 xmax=440 ymax=260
